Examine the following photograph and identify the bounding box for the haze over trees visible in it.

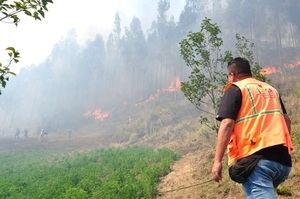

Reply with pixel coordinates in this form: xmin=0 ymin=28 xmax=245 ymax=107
xmin=0 ymin=0 xmax=300 ymax=135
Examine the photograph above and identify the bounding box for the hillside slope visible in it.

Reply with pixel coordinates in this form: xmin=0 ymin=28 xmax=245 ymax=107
xmin=156 ymin=70 xmax=300 ymax=199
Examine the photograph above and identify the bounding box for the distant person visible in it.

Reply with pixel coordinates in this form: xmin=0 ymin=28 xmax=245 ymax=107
xmin=212 ymin=57 xmax=293 ymax=199
xmin=23 ymin=129 xmax=28 ymax=138
xmin=14 ymin=128 xmax=20 ymax=139
xmin=40 ymin=129 xmax=48 ymax=142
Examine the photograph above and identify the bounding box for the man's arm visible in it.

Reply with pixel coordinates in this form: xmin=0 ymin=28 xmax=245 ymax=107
xmin=212 ymin=118 xmax=235 ymax=182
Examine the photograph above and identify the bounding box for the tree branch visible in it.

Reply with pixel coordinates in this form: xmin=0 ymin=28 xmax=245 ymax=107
xmin=195 ymin=106 xmax=215 ymax=116
xmin=0 ymin=9 xmax=23 ymax=22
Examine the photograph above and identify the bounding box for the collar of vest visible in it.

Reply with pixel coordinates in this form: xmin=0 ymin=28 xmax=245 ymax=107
xmin=224 ymin=78 xmax=257 ymax=93
xmin=223 ymin=82 xmax=233 ymax=93
xmin=233 ymin=77 xmax=256 ymax=85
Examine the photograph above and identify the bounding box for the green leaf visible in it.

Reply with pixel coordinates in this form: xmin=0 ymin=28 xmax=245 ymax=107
xmin=8 ymin=71 xmax=16 ymax=76
xmin=38 ymin=9 xmax=44 ymax=17
xmin=5 ymin=47 xmax=16 ymax=52
xmin=24 ymin=10 xmax=32 ymax=16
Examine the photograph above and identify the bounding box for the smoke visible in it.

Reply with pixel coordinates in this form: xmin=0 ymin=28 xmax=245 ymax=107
xmin=1 ymin=0 xmax=300 ymax=137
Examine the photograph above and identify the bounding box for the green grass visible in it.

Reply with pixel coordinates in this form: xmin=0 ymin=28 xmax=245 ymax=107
xmin=0 ymin=147 xmax=179 ymax=199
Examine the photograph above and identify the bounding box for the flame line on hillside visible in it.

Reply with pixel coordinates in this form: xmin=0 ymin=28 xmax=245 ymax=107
xmin=83 ymin=109 xmax=110 ymax=121
xmin=261 ymin=59 xmax=300 ymax=75
xmin=135 ymin=76 xmax=181 ymax=106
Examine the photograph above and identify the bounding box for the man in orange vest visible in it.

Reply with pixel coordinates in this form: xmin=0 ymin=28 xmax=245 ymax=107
xmin=212 ymin=57 xmax=293 ymax=199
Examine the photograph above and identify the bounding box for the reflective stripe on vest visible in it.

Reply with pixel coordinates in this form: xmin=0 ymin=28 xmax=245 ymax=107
xmin=227 ymin=78 xmax=293 ymax=166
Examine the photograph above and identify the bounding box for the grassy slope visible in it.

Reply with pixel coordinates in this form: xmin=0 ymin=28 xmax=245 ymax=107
xmin=0 ymin=148 xmax=178 ymax=199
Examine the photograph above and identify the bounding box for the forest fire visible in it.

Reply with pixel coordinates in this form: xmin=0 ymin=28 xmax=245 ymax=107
xmin=163 ymin=76 xmax=181 ymax=92
xmin=284 ymin=60 xmax=300 ymax=69
xmin=260 ymin=66 xmax=279 ymax=75
xmin=135 ymin=76 xmax=181 ymax=106
xmin=83 ymin=109 xmax=110 ymax=121
xmin=261 ymin=59 xmax=300 ymax=75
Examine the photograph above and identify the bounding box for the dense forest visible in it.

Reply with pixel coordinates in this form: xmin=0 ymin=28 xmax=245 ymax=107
xmin=0 ymin=0 xmax=300 ymax=135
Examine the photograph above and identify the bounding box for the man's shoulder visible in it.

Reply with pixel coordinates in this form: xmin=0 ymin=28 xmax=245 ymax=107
xmin=217 ymin=85 xmax=242 ymax=121
xmin=225 ymin=84 xmax=241 ymax=95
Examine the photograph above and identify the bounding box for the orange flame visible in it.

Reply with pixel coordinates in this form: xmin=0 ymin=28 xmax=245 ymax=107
xmin=261 ymin=59 xmax=300 ymax=75
xmin=284 ymin=60 xmax=300 ymax=69
xmin=164 ymin=76 xmax=181 ymax=92
xmin=84 ymin=109 xmax=110 ymax=121
xmin=260 ymin=66 xmax=279 ymax=75
xmin=135 ymin=76 xmax=181 ymax=106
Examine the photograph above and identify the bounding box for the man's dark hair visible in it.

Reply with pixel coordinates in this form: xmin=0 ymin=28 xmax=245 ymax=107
xmin=227 ymin=57 xmax=252 ymax=76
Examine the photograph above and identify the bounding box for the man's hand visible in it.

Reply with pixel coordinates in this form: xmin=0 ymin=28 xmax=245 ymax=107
xmin=212 ymin=161 xmax=222 ymax=182
xmin=212 ymin=118 xmax=235 ymax=182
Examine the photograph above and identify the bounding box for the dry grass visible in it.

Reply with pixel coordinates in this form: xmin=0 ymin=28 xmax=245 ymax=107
xmin=157 ymin=72 xmax=300 ymax=199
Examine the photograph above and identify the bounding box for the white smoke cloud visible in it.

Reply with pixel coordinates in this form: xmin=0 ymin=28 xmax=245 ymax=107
xmin=0 ymin=0 xmax=185 ymax=72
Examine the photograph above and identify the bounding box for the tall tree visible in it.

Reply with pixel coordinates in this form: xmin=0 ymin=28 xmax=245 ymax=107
xmin=157 ymin=0 xmax=169 ymax=22
xmin=121 ymin=17 xmax=147 ymax=67
xmin=176 ymin=0 xmax=202 ymax=38
xmin=147 ymin=0 xmax=178 ymax=90
xmin=224 ymin=0 xmax=300 ymax=64
xmin=148 ymin=0 xmax=172 ymax=46
xmin=120 ymin=17 xmax=147 ymax=99
xmin=107 ymin=12 xmax=121 ymax=53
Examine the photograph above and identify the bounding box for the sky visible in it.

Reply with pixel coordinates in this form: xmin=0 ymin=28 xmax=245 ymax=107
xmin=0 ymin=0 xmax=185 ymax=72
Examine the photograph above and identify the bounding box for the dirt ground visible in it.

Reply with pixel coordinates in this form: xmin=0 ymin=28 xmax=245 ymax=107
xmin=157 ymin=149 xmax=244 ymax=199
xmin=157 ymin=150 xmax=214 ymax=199
xmin=156 ymin=149 xmax=299 ymax=199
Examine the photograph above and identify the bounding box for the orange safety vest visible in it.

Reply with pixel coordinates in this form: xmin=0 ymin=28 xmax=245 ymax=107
xmin=226 ymin=78 xmax=293 ymax=166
